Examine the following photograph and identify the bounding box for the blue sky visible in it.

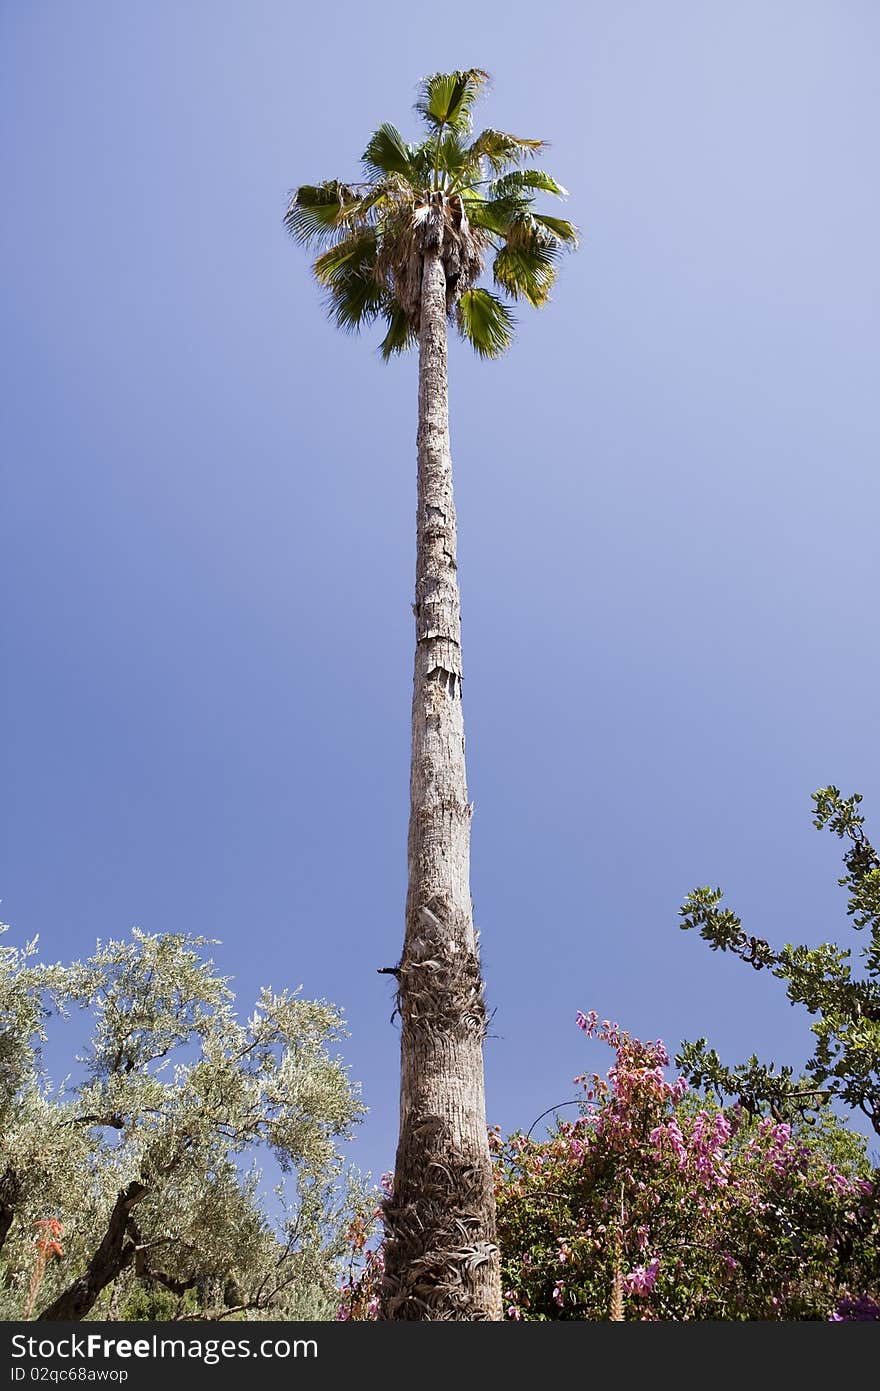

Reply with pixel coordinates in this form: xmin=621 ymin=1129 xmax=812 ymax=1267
xmin=2 ymin=0 xmax=879 ymax=1184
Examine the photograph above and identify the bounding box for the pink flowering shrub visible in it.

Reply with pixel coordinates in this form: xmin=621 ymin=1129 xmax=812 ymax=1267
xmin=339 ymin=1017 xmax=878 ymax=1320
xmin=830 ymin=1294 xmax=880 ymax=1321
xmin=493 ymin=1015 xmax=879 ymax=1320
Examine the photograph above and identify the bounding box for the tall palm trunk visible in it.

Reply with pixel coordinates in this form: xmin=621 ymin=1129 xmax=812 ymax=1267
xmin=381 ymin=236 xmax=502 ymax=1320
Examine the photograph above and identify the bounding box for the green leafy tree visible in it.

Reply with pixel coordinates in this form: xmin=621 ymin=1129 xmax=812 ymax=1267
xmin=678 ymin=788 xmax=880 ymax=1138
xmin=0 ymin=928 xmax=367 ymax=1321
xmin=0 ymin=927 xmax=74 ymax=1261
xmin=285 ymin=67 xmax=575 ymax=1322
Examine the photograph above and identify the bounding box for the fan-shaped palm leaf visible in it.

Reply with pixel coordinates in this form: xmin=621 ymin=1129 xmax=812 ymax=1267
xmin=313 ymin=228 xmax=378 ymax=286
xmin=464 ymin=193 xmax=527 ymax=238
xmin=379 ymin=303 xmax=418 ymax=360
xmin=283 ymin=181 xmax=361 ymax=248
xmin=434 ymin=131 xmax=474 ymax=186
xmin=456 ymin=287 xmax=514 ymax=358
xmin=415 ymin=69 xmax=490 ymax=134
xmin=493 ymin=238 xmax=559 ymax=307
xmin=465 ymin=128 xmax=546 ymax=173
xmin=362 ymin=124 xmax=418 ymax=181
xmin=492 ymin=169 xmax=568 ymax=199
xmin=329 ymin=275 xmax=387 ymax=331
xmin=313 ymin=228 xmax=386 ymax=331
xmin=532 ymin=212 xmax=579 ymax=245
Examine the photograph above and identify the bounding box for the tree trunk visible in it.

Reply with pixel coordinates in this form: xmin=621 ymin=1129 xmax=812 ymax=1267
xmin=0 ymin=1166 xmax=20 ymax=1256
xmin=36 ymin=1179 xmax=146 ymax=1321
xmin=381 ymin=239 xmax=501 ymax=1320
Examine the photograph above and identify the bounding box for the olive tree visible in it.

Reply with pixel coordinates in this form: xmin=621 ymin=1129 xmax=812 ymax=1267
xmin=0 ymin=927 xmax=367 ymax=1320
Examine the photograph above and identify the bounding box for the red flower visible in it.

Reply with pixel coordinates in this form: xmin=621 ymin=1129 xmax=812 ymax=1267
xmin=35 ymin=1219 xmax=64 ymax=1260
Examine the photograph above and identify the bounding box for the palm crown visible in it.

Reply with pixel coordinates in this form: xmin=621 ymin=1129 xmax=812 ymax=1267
xmin=285 ymin=68 xmax=577 ymax=359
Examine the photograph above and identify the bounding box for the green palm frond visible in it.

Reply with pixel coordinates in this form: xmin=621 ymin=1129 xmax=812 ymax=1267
xmin=415 ymin=69 xmax=490 ymax=134
xmin=313 ymin=228 xmax=386 ymax=332
xmin=313 ymin=228 xmax=378 ymax=288
xmin=434 ymin=131 xmax=474 ymax=185
xmin=464 ymin=193 xmax=526 ymax=238
xmin=356 ymin=173 xmax=417 ymax=219
xmin=379 ymin=303 xmax=417 ymax=360
xmin=493 ymin=238 xmax=559 ymax=306
xmin=284 ymin=181 xmax=362 ymax=248
xmin=495 ymin=207 xmax=559 ymax=250
xmin=532 ymin=212 xmax=579 ymax=245
xmin=362 ymin=124 xmax=418 ymax=182
xmin=326 ymin=273 xmax=387 ymax=332
xmin=406 ymin=141 xmax=438 ymax=187
xmin=492 ymin=169 xmax=568 ymax=199
xmin=466 ymin=128 xmax=545 ymax=173
xmin=456 ymin=287 xmax=514 ymax=358
xmin=467 ymin=188 xmax=577 ymax=242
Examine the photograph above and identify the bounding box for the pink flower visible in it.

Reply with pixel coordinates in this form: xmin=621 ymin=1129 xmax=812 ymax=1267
xmin=552 ymin=1282 xmax=565 ymax=1307
xmin=507 ymin=1305 xmax=523 ymax=1320
xmin=651 ymin=1119 xmax=687 ymax=1166
xmin=576 ymin=1010 xmax=598 ymax=1036
xmin=830 ymin=1294 xmax=880 ymax=1322
xmin=624 ymin=1258 xmax=660 ymax=1296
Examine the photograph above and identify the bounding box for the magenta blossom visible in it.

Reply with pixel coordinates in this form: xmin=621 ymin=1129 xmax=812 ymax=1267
xmin=830 ymin=1294 xmax=880 ymax=1322
xmin=624 ymin=1257 xmax=660 ymax=1296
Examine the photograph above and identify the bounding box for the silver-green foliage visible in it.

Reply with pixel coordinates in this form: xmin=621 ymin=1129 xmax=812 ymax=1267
xmin=0 ymin=926 xmax=368 ymax=1320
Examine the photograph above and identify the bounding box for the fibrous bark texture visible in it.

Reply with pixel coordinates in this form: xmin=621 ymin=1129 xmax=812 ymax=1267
xmin=381 ymin=237 xmax=501 ymax=1321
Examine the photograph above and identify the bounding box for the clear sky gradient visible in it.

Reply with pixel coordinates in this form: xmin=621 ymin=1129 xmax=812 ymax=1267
xmin=3 ymin=1 xmax=879 ymax=1182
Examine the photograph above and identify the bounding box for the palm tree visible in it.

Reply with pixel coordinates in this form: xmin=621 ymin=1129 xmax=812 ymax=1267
xmin=286 ymin=68 xmax=575 ymax=1321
